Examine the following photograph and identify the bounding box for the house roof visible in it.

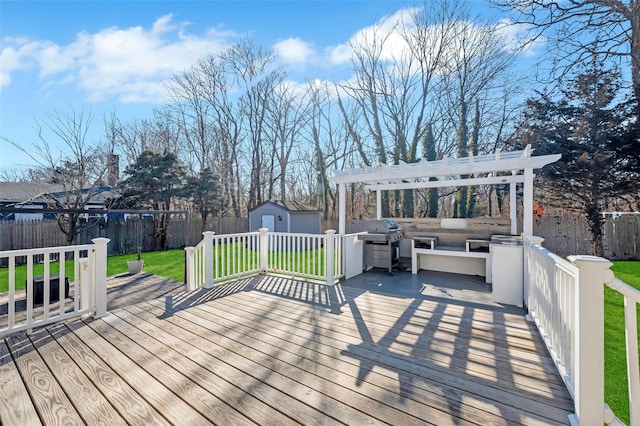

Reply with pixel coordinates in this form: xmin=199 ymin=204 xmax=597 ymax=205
xmin=0 ymin=182 xmax=64 ymax=203
xmin=250 ymin=200 xmax=320 ymax=213
xmin=0 ymin=182 xmax=118 ymax=205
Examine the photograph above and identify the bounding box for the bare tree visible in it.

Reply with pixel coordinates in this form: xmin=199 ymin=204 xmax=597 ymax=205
xmin=494 ymin=0 xmax=640 ymax=111
xmin=3 ymin=107 xmax=109 ymax=245
xmin=265 ymin=81 xmax=310 ymax=200
xmin=339 ymin=1 xmax=468 ymax=217
xmin=167 ymin=68 xmax=214 ymax=174
xmin=195 ymin=53 xmax=243 ymax=216
xmin=223 ymin=40 xmax=283 ymax=209
xmin=304 ymin=81 xmax=354 ymax=218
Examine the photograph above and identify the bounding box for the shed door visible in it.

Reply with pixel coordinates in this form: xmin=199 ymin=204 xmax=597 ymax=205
xmin=261 ymin=214 xmax=275 ymax=232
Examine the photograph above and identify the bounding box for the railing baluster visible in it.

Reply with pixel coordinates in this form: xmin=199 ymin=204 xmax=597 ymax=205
xmin=26 ymin=254 xmax=33 ymax=327
xmin=8 ymin=256 xmax=15 ymax=329
xmin=43 ymin=253 xmax=51 ymax=319
xmin=1 ymin=242 xmax=100 ymax=338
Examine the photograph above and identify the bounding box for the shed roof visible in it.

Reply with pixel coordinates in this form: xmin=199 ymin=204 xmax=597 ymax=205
xmin=250 ymin=200 xmax=320 ymax=213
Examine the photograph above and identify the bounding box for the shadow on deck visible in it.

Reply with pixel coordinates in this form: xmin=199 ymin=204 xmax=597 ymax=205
xmin=1 ymin=271 xmax=574 ymax=425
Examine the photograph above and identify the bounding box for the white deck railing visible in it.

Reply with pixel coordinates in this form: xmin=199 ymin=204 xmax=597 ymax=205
xmin=525 ymin=236 xmax=639 ymax=426
xmin=0 ymin=238 xmax=110 ymax=338
xmin=185 ymin=229 xmax=343 ymax=290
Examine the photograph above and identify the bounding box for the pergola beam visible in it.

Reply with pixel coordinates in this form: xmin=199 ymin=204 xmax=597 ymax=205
xmin=331 ymin=150 xmax=559 ymax=185
xmin=366 ymin=174 xmax=526 ymax=191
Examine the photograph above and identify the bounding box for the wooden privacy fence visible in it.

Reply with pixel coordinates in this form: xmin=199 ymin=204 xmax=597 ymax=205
xmin=1 ymin=215 xmax=639 ymax=260
xmin=531 ymin=215 xmax=640 ymax=260
xmin=0 ymin=217 xmax=248 ymax=258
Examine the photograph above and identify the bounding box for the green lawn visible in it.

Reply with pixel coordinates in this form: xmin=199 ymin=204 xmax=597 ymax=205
xmin=0 ymin=249 xmax=187 ymax=293
xmin=606 ymin=261 xmax=640 ymax=426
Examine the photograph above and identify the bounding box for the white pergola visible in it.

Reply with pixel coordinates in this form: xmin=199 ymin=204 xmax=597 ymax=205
xmin=329 ymin=145 xmax=561 ymax=237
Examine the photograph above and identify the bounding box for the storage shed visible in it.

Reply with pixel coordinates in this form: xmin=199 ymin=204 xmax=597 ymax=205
xmin=249 ymin=200 xmax=321 ymax=234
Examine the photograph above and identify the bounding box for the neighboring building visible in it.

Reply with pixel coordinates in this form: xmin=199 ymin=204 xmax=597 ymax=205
xmin=0 ymin=182 xmax=120 ymax=220
xmin=248 ymin=200 xmax=321 ymax=234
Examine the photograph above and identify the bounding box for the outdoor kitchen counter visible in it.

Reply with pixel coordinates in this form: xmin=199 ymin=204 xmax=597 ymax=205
xmin=411 ymin=238 xmax=492 ymax=283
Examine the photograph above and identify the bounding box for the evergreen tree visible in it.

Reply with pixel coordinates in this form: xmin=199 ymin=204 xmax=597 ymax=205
xmin=454 ymin=100 xmax=469 ymax=218
xmin=466 ymin=99 xmax=480 ymax=217
xmin=187 ymin=167 xmax=224 ymax=234
xmin=511 ymin=59 xmax=638 ymax=256
xmin=120 ymin=151 xmax=188 ymax=251
xmin=422 ymin=124 xmax=439 ymax=218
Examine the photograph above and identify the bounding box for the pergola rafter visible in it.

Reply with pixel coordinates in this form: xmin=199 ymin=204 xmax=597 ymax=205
xmin=329 ymin=144 xmax=561 ymax=236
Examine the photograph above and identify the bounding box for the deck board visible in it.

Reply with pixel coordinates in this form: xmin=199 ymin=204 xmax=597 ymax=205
xmin=198 ymin=285 xmax=573 ymax=423
xmin=28 ymin=327 xmax=128 ymax=426
xmin=47 ymin=323 xmax=172 ymax=425
xmin=0 ymin=339 xmax=41 ymax=425
xmin=6 ymin=332 xmax=84 ymax=425
xmin=1 ymin=274 xmax=574 ymax=425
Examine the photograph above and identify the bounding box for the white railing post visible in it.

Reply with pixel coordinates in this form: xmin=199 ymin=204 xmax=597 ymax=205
xmin=79 ymin=258 xmax=91 ymax=312
xmin=259 ymin=228 xmax=269 ymax=273
xmin=524 ymin=236 xmax=544 ymax=312
xmin=325 ymin=230 xmax=336 ymax=286
xmin=567 ymin=255 xmax=615 ymax=426
xmin=623 ymin=294 xmax=640 ymax=426
xmin=202 ymin=231 xmax=215 ymax=288
xmin=184 ymin=246 xmax=196 ymax=291
xmin=91 ymin=238 xmax=110 ymax=319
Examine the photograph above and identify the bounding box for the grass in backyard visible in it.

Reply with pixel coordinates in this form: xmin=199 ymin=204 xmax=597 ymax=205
xmin=0 ymin=249 xmax=187 ymax=293
xmin=106 ymin=250 xmax=185 ymax=282
xmin=607 ymin=261 xmax=640 ymax=426
xmin=0 ymin=244 xmax=333 ymax=292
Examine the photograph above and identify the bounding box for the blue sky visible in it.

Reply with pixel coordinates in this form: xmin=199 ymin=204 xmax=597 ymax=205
xmin=1 ymin=0 xmax=529 ymax=173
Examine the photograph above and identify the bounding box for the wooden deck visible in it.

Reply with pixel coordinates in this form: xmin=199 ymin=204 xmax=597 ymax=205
xmin=1 ymin=272 xmax=573 ymax=425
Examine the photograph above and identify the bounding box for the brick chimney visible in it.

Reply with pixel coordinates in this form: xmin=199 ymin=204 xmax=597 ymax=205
xmin=107 ymin=153 xmax=119 ymax=187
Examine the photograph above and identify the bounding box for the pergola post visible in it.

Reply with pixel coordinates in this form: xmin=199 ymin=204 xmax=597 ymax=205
xmin=510 ymin=173 xmax=517 ymax=235
xmin=339 ymin=183 xmax=346 ymax=235
xmin=376 ymin=190 xmax=382 ymax=219
xmin=523 ymin=167 xmax=534 ymax=237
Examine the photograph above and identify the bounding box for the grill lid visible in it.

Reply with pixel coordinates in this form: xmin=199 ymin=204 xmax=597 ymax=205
xmin=363 ymin=219 xmax=398 ymax=234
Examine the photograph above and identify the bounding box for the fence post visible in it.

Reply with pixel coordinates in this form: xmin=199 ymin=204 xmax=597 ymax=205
xmin=79 ymin=258 xmax=90 ymax=312
xmin=524 ymin=236 xmax=544 ymax=312
xmin=184 ymin=246 xmax=196 ymax=291
xmin=259 ymin=228 xmax=269 ymax=273
xmin=325 ymin=230 xmax=336 ymax=286
xmin=92 ymin=238 xmax=110 ymax=318
xmin=567 ymin=255 xmax=615 ymax=426
xmin=202 ymin=231 xmax=215 ymax=288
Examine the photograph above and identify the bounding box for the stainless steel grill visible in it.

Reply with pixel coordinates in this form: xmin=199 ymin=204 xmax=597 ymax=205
xmin=358 ymin=220 xmax=405 ymax=274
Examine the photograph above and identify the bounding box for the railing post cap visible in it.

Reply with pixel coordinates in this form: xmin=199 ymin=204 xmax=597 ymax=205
xmin=184 ymin=246 xmax=195 ymax=252
xmin=202 ymin=231 xmax=216 ymax=237
xmin=91 ymin=237 xmax=111 ymax=244
xmin=258 ymin=228 xmax=269 ymax=233
xmin=569 ymin=255 xmax=615 ymax=282
xmin=568 ymin=255 xmax=612 ymax=268
xmin=325 ymin=229 xmax=336 ymax=235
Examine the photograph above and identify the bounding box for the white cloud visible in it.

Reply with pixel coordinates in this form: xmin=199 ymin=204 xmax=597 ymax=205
xmin=328 ymin=7 xmax=417 ymax=66
xmin=0 ymin=14 xmax=235 ymax=102
xmin=274 ymin=37 xmax=314 ymax=65
xmin=0 ymin=38 xmax=46 ymax=89
xmin=495 ymin=19 xmax=546 ymax=56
